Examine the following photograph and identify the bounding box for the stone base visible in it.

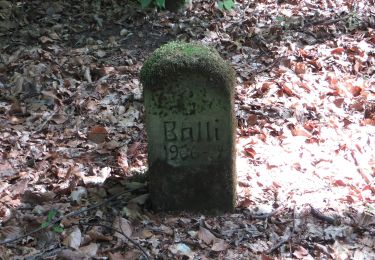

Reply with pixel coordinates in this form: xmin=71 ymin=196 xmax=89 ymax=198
xmin=149 ymin=160 xmax=236 ymax=214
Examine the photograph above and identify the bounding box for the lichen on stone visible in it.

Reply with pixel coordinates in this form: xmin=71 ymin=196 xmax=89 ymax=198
xmin=140 ymin=41 xmax=235 ymax=93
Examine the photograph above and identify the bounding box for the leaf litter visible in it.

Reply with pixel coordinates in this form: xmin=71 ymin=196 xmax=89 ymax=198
xmin=0 ymin=0 xmax=374 ymax=259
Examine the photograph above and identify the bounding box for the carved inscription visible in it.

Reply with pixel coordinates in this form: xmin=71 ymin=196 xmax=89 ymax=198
xmin=163 ymin=119 xmax=223 ymax=162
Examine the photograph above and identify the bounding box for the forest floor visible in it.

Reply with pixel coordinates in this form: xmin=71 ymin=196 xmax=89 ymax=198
xmin=0 ymin=0 xmax=374 ymax=259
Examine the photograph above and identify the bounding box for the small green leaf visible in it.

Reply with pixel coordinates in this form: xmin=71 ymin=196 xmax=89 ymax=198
xmin=46 ymin=209 xmax=57 ymax=222
xmin=139 ymin=0 xmax=152 ymax=8
xmin=217 ymin=1 xmax=224 ymax=9
xmin=53 ymin=225 xmax=64 ymax=233
xmin=41 ymin=221 xmax=49 ymax=228
xmin=154 ymin=0 xmax=165 ymax=8
xmin=223 ymin=0 xmax=234 ymax=10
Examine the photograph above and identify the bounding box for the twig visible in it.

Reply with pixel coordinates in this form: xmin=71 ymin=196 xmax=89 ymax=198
xmin=266 ymin=235 xmax=290 ymax=254
xmin=0 ymin=190 xmax=132 ymax=245
xmin=251 ymin=206 xmax=285 ymax=220
xmin=350 ymin=150 xmax=375 ymax=194
xmin=310 ymin=206 xmax=341 ymax=226
xmin=303 ymin=15 xmax=350 ymax=28
xmin=32 ymin=109 xmax=58 ymax=134
xmin=198 ymin=219 xmax=224 ymax=239
xmin=265 ymin=206 xmax=296 ymax=255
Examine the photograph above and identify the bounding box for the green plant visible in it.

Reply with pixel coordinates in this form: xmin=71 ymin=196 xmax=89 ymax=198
xmin=218 ymin=0 xmax=235 ymax=10
xmin=41 ymin=209 xmax=64 ymax=233
xmin=139 ymin=0 xmax=164 ymax=9
xmin=276 ymin=16 xmax=290 ymax=30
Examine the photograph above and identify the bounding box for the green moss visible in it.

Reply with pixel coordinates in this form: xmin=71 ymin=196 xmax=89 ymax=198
xmin=140 ymin=41 xmax=235 ymax=94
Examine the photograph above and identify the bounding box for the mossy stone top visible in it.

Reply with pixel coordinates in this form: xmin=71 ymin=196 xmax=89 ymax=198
xmin=140 ymin=41 xmax=235 ymax=94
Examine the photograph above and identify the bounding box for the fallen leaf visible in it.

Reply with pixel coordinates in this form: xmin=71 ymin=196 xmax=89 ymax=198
xmin=128 ymin=194 xmax=149 ymax=205
xmin=0 ymin=226 xmax=22 ymax=242
xmin=198 ymin=226 xmax=216 ymax=245
xmin=127 ymin=141 xmax=141 ymax=157
xmin=293 ymin=246 xmax=310 ymax=259
xmin=108 ymin=252 xmax=126 ymax=260
xmin=113 ymin=217 xmax=132 ymax=241
xmin=22 ymin=190 xmax=56 ymax=204
xmin=331 ymin=47 xmax=345 ymax=55
xmin=169 ymin=243 xmax=194 ymax=258
xmin=63 ymin=226 xmax=82 ymax=249
xmin=79 ymin=243 xmax=99 ymax=257
xmin=211 ymin=238 xmax=228 ymax=251
xmin=57 ymin=249 xmax=87 ymax=259
xmin=244 ymin=146 xmax=256 ymax=158
xmin=87 ymin=125 xmax=108 ymax=144
xmin=70 ymin=186 xmax=87 ymax=203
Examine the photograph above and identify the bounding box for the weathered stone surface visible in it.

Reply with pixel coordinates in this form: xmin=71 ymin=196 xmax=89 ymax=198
xmin=141 ymin=41 xmax=236 ymax=213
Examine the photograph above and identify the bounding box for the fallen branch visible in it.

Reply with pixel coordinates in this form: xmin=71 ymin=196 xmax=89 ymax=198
xmin=303 ymin=15 xmax=350 ymax=28
xmin=265 ymin=206 xmax=296 ymax=254
xmin=310 ymin=206 xmax=340 ymax=226
xmin=265 ymin=234 xmax=291 ymax=255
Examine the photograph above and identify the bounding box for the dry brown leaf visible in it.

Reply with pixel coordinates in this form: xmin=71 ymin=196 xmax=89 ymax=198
xmin=128 ymin=194 xmax=149 ymax=205
xmin=281 ymin=83 xmax=299 ymax=97
xmin=331 ymin=47 xmax=345 ymax=55
xmin=39 ymin=36 xmax=53 ymax=44
xmin=95 ymin=83 xmax=109 ymax=95
xmin=292 ymin=246 xmax=310 ymax=259
xmin=244 ymin=146 xmax=256 ymax=158
xmin=0 ymin=226 xmax=22 ymax=242
xmin=122 ymin=203 xmax=142 ymax=220
xmin=294 ymin=62 xmax=306 ymax=75
xmin=211 ymin=238 xmax=228 ymax=251
xmin=113 ymin=217 xmax=132 ymax=241
xmin=79 ymin=243 xmax=99 ymax=257
xmin=290 ymin=125 xmax=312 ymax=137
xmin=88 ymin=125 xmax=108 ymax=144
xmin=127 ymin=141 xmax=141 ymax=157
xmin=8 ymin=101 xmax=24 ymax=116
xmin=63 ymin=226 xmax=82 ymax=249
xmin=108 ymin=252 xmax=126 ymax=260
xmin=0 ymin=161 xmax=17 ymax=178
xmin=247 ymin=114 xmax=258 ymax=126
xmin=22 ymin=190 xmax=56 ymax=204
xmin=87 ymin=227 xmax=112 ymax=242
xmin=159 ymin=224 xmax=173 ymax=235
xmin=51 ymin=113 xmax=67 ymax=124
xmin=57 ymin=249 xmax=87 ymax=260
xmin=140 ymin=229 xmax=153 ymax=239
xmin=81 ymin=167 xmax=111 ymax=185
xmin=123 ymin=250 xmax=142 ymax=260
xmin=198 ymin=226 xmax=216 ymax=245
xmin=117 ymin=152 xmax=129 ymax=173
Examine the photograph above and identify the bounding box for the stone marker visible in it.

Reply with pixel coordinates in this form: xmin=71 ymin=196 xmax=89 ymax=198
xmin=140 ymin=41 xmax=236 ymax=213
